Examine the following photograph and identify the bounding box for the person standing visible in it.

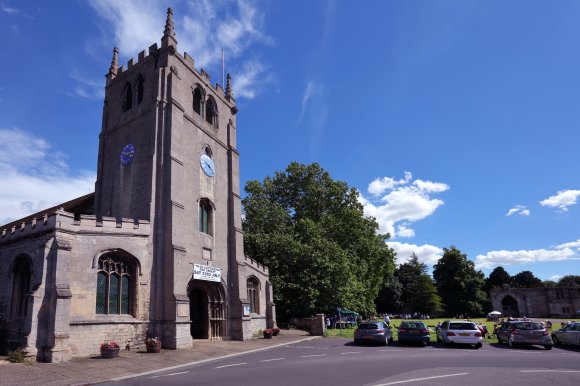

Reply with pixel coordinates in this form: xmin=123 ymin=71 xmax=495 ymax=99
xmin=384 ymin=314 xmax=390 ymax=326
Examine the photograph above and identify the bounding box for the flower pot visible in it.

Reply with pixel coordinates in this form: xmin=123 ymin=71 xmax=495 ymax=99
xmin=272 ymin=329 xmax=280 ymax=336
xmin=146 ymin=343 xmax=161 ymax=353
xmin=263 ymin=332 xmax=273 ymax=339
xmin=100 ymin=347 xmax=120 ymax=359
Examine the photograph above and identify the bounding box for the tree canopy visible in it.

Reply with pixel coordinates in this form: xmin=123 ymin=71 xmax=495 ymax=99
xmin=396 ymin=254 xmax=441 ymax=315
xmin=242 ymin=162 xmax=396 ymax=320
xmin=511 ymin=270 xmax=543 ymax=288
xmin=433 ymin=246 xmax=487 ymax=317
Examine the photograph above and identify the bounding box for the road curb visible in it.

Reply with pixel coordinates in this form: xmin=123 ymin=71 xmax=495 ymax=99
xmin=109 ymin=336 xmax=321 ymax=382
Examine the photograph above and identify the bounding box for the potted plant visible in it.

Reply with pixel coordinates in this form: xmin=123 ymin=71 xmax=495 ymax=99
xmin=144 ymin=337 xmax=162 ymax=353
xmin=263 ymin=328 xmax=273 ymax=339
xmin=272 ymin=326 xmax=281 ymax=336
xmin=100 ymin=340 xmax=120 ymax=358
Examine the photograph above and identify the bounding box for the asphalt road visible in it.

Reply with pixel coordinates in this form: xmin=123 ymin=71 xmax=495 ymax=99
xmin=100 ymin=339 xmax=580 ymax=386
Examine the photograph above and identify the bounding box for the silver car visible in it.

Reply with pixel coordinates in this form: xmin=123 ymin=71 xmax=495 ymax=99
xmin=496 ymin=320 xmax=552 ymax=350
xmin=354 ymin=321 xmax=393 ymax=346
xmin=552 ymin=322 xmax=580 ymax=347
xmin=436 ymin=320 xmax=483 ymax=348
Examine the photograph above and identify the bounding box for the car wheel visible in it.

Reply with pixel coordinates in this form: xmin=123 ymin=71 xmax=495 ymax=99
xmin=508 ymin=337 xmax=516 ymax=348
xmin=552 ymin=335 xmax=560 ymax=345
xmin=497 ymin=335 xmax=503 ymax=344
xmin=354 ymin=339 xmax=360 ymax=346
xmin=475 ymin=342 xmax=482 ymax=349
xmin=544 ymin=345 xmax=552 ymax=350
xmin=424 ymin=340 xmax=430 ymax=346
xmin=388 ymin=336 xmax=394 ymax=344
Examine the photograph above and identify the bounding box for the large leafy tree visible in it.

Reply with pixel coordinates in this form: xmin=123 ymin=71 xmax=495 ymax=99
xmin=396 ymin=254 xmax=442 ymax=316
xmin=511 ymin=271 xmax=543 ymax=288
xmin=375 ymin=272 xmax=402 ymax=314
xmin=484 ymin=266 xmax=511 ymax=293
xmin=558 ymin=275 xmax=580 ymax=286
xmin=242 ymin=162 xmax=396 ymax=321
xmin=433 ymin=246 xmax=487 ymax=317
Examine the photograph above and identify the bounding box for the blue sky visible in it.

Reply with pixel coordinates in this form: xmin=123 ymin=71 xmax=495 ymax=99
xmin=1 ymin=0 xmax=579 ymax=281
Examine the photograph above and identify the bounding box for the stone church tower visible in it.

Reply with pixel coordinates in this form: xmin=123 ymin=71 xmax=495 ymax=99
xmin=0 ymin=9 xmax=274 ymax=362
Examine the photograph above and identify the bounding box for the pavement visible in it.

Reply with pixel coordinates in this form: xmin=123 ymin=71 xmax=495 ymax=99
xmin=0 ymin=329 xmax=317 ymax=386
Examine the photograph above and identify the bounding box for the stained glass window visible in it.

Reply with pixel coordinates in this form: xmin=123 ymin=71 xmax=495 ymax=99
xmin=95 ymin=255 xmax=134 ymax=315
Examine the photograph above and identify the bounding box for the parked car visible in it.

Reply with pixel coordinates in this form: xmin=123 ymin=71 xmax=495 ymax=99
xmin=354 ymin=321 xmax=393 ymax=346
xmin=436 ymin=320 xmax=483 ymax=348
xmin=551 ymin=321 xmax=580 ymax=347
xmin=496 ymin=320 xmax=552 ymax=350
xmin=397 ymin=321 xmax=431 ymax=346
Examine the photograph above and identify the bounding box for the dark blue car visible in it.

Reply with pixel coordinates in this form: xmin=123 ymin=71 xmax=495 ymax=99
xmin=397 ymin=321 xmax=431 ymax=346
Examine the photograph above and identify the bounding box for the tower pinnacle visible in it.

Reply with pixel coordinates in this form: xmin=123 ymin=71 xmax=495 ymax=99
xmin=108 ymin=47 xmax=118 ymax=77
xmin=161 ymin=7 xmax=177 ymax=48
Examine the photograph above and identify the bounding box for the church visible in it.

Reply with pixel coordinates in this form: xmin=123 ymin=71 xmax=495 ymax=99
xmin=0 ymin=8 xmax=275 ymax=362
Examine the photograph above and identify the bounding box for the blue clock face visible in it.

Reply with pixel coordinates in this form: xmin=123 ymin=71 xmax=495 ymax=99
xmin=200 ymin=154 xmax=215 ymax=177
xmin=120 ymin=144 xmax=135 ymax=166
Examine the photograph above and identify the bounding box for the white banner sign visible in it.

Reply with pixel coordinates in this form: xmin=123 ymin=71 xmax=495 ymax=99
xmin=193 ymin=264 xmax=221 ymax=282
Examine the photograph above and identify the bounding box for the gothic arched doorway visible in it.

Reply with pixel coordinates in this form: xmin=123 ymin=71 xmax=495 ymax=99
xmin=188 ymin=280 xmax=226 ymax=340
xmin=501 ymin=295 xmax=519 ymax=317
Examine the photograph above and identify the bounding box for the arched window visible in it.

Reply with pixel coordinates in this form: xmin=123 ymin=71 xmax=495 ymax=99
xmin=247 ymin=277 xmax=260 ymax=314
xmin=10 ymin=257 xmax=32 ymax=319
xmin=136 ymin=75 xmax=144 ymax=104
xmin=193 ymin=87 xmax=202 ymax=115
xmin=96 ymin=254 xmax=135 ymax=315
xmin=205 ymin=98 xmax=216 ymax=126
xmin=199 ymin=199 xmax=212 ymax=235
xmin=123 ymin=82 xmax=133 ymax=111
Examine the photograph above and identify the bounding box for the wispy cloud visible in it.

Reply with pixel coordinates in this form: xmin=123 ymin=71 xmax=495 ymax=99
xmin=387 ymin=241 xmax=443 ymax=267
xmin=66 ymin=69 xmax=104 ymax=100
xmin=359 ymin=172 xmax=449 ymax=238
xmin=88 ymin=0 xmax=273 ymax=99
xmin=549 ymin=275 xmax=562 ymax=281
xmin=1 ymin=6 xmax=19 ymax=14
xmin=506 ymin=205 xmax=530 ymax=217
xmin=474 ymin=244 xmax=579 ymax=270
xmin=540 ymin=189 xmax=580 ymax=212
xmin=0 ymin=128 xmax=95 ymax=225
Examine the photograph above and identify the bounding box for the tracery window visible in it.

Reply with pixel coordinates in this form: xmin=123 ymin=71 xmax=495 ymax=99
xmin=136 ymin=75 xmax=144 ymax=104
xmin=193 ymin=87 xmax=202 ymax=115
xmin=123 ymin=82 xmax=133 ymax=111
xmin=96 ymin=255 xmax=135 ymax=315
xmin=247 ymin=277 xmax=260 ymax=314
xmin=205 ymin=98 xmax=216 ymax=126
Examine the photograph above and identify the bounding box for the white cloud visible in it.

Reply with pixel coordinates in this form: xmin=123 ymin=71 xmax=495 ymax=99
xmin=506 ymin=205 xmax=530 ymax=217
xmin=1 ymin=6 xmax=19 ymax=14
xmin=474 ymin=247 xmax=578 ymax=270
xmin=540 ymin=189 xmax=580 ymax=212
xmin=549 ymin=275 xmax=562 ymax=281
xmin=67 ymin=69 xmax=104 ymax=100
xmin=556 ymin=239 xmax=580 ymax=250
xmin=360 ymin=172 xmax=449 ymax=238
xmin=387 ymin=241 xmax=443 ymax=266
xmin=0 ymin=128 xmax=95 ymax=226
xmin=396 ymin=224 xmax=415 ymax=238
xmin=88 ymin=0 xmax=273 ymax=99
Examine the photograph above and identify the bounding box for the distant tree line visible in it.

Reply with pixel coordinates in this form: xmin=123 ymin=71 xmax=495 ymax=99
xmin=242 ymin=162 xmax=579 ymax=322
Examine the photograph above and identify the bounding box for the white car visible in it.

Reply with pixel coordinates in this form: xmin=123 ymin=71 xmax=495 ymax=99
xmin=436 ymin=320 xmax=483 ymax=348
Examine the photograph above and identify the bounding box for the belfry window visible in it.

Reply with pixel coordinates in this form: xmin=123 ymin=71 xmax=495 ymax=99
xmin=96 ymin=255 xmax=135 ymax=315
xmin=199 ymin=199 xmax=212 ymax=235
xmin=123 ymin=83 xmax=133 ymax=111
xmin=10 ymin=257 xmax=32 ymax=319
xmin=247 ymin=277 xmax=260 ymax=314
xmin=136 ymin=76 xmax=144 ymax=104
xmin=205 ymin=98 xmax=216 ymax=126
xmin=193 ymin=87 xmax=202 ymax=115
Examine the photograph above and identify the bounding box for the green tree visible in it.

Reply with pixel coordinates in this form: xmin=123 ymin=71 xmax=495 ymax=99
xmin=511 ymin=271 xmax=543 ymax=288
xmin=242 ymin=162 xmax=396 ymax=321
xmin=558 ymin=275 xmax=580 ymax=286
xmin=375 ymin=272 xmax=402 ymax=314
xmin=396 ymin=254 xmax=442 ymax=316
xmin=433 ymin=246 xmax=487 ymax=317
xmin=484 ymin=266 xmax=511 ymax=294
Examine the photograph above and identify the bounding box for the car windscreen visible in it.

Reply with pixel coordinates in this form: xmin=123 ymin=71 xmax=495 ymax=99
xmin=511 ymin=322 xmax=544 ymax=330
xmin=400 ymin=323 xmax=424 ymax=329
xmin=448 ymin=323 xmax=476 ymax=330
xmin=359 ymin=323 xmax=379 ymax=330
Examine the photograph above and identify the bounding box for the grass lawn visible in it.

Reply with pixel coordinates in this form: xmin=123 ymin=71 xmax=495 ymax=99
xmin=325 ymin=318 xmax=503 ymax=343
